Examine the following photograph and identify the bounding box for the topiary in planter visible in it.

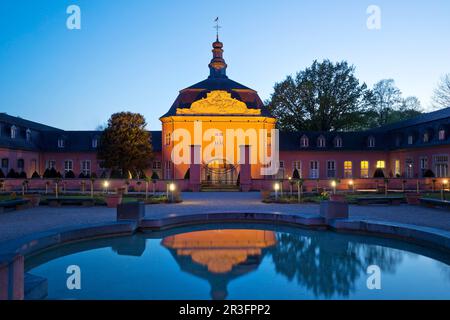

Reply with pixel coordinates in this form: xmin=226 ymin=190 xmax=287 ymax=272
xmin=0 ymin=169 xmax=5 ymax=179
xmin=151 ymin=171 xmax=159 ymax=181
xmin=18 ymin=171 xmax=27 ymax=179
xmin=292 ymin=169 xmax=300 ymax=180
xmin=31 ymin=171 xmax=41 ymax=179
xmin=373 ymin=169 xmax=385 ymax=178
xmin=423 ymin=169 xmax=435 ymax=178
xmin=65 ymin=170 xmax=76 ymax=179
xmin=184 ymin=168 xmax=190 ymax=180
xmin=7 ymin=169 xmax=18 ymax=178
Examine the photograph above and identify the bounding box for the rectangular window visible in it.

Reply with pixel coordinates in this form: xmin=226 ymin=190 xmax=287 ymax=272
xmin=152 ymin=161 xmax=162 ymax=170
xmin=309 ymin=161 xmax=319 ymax=179
xmin=408 ymin=135 xmax=413 ymax=145
xmin=376 ymin=161 xmax=385 ymax=169
xmin=164 ymin=161 xmax=172 ymax=179
xmin=17 ymin=159 xmax=25 ymax=170
xmin=406 ymin=159 xmax=414 ymax=178
xmin=394 ymin=160 xmax=401 ymax=177
xmin=292 ymin=161 xmax=302 ymax=178
xmin=434 ymin=155 xmax=449 ymax=178
xmin=31 ymin=159 xmax=37 ymax=172
xmin=1 ymin=158 xmax=9 ymax=170
xmin=165 ymin=133 xmax=171 ymax=146
xmin=344 ymin=161 xmax=352 ymax=178
xmin=360 ymin=161 xmax=369 ymax=178
xmin=47 ymin=160 xmax=56 ymax=170
xmin=81 ymin=160 xmax=91 ymax=176
xmin=64 ymin=160 xmax=73 ymax=173
xmin=420 ymin=157 xmax=428 ymax=177
xmin=327 ymin=160 xmax=336 ymax=178
xmin=439 ymin=130 xmax=446 ymax=141
xmin=58 ymin=139 xmax=65 ymax=148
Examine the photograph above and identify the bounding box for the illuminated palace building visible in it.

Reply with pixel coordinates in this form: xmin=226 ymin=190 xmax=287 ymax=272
xmin=1 ymin=37 xmax=450 ymax=190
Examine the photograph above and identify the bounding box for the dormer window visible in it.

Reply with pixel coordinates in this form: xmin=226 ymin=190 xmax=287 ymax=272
xmin=10 ymin=125 xmax=17 ymax=139
xmin=26 ymin=129 xmax=32 ymax=142
xmin=368 ymin=136 xmax=376 ymax=148
xmin=395 ymin=135 xmax=401 ymax=147
xmin=58 ymin=138 xmax=65 ymax=148
xmin=423 ymin=132 xmax=429 ymax=143
xmin=439 ymin=129 xmax=446 ymax=141
xmin=317 ymin=136 xmax=326 ymax=148
xmin=334 ymin=136 xmax=343 ymax=148
xmin=92 ymin=138 xmax=98 ymax=148
xmin=408 ymin=135 xmax=414 ymax=145
xmin=300 ymin=135 xmax=309 ymax=148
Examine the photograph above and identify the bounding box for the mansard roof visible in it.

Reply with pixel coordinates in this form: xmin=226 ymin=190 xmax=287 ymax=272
xmin=0 ymin=112 xmax=61 ymax=132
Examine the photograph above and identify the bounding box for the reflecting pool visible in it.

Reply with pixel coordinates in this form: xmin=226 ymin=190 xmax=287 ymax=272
xmin=26 ymin=224 xmax=450 ymax=300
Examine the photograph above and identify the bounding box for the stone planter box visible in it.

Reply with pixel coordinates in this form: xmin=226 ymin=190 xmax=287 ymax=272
xmin=406 ymin=193 xmax=421 ymax=205
xmin=320 ymin=201 xmax=349 ymax=222
xmin=23 ymin=194 xmax=41 ymax=207
xmin=330 ymin=194 xmax=346 ymax=202
xmin=260 ymin=190 xmax=271 ymax=200
xmin=106 ymin=194 xmax=123 ymax=208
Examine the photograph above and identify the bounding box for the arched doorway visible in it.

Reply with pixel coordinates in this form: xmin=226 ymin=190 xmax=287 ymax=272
xmin=202 ymin=159 xmax=236 ymax=186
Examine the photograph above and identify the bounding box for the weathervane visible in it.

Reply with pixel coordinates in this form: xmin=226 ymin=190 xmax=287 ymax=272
xmin=214 ymin=17 xmax=221 ymax=40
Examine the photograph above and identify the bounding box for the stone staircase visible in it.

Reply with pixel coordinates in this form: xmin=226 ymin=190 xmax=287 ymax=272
xmin=200 ymin=184 xmax=240 ymax=192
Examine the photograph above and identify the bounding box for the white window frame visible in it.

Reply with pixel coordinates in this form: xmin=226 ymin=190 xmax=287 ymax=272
xmin=64 ymin=160 xmax=73 ymax=173
xmin=439 ymin=129 xmax=446 ymax=141
xmin=10 ymin=125 xmax=17 ymax=139
xmin=81 ymin=160 xmax=91 ymax=176
xmin=317 ymin=136 xmax=326 ymax=148
xmin=327 ymin=160 xmax=336 ymax=178
xmin=309 ymin=161 xmax=319 ymax=179
xmin=434 ymin=155 xmax=449 ymax=178
xmin=300 ymin=135 xmax=309 ymax=148
xmin=58 ymin=139 xmax=65 ymax=148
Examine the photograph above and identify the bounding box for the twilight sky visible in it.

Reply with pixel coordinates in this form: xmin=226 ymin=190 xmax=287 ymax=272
xmin=1 ymin=0 xmax=449 ymax=130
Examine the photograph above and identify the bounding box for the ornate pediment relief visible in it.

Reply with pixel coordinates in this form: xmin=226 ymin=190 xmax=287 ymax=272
xmin=176 ymin=90 xmax=261 ymax=115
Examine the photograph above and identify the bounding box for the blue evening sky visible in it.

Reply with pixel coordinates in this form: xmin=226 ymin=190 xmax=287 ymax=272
xmin=0 ymin=0 xmax=449 ymax=130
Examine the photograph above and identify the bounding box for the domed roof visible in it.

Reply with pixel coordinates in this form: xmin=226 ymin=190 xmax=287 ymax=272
xmin=161 ymin=38 xmax=272 ymax=118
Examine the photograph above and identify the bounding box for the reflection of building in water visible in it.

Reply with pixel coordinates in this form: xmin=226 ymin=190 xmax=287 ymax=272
xmin=162 ymin=230 xmax=276 ymax=299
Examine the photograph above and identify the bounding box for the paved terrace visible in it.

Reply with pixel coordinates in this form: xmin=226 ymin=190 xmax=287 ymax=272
xmin=0 ymin=192 xmax=450 ymax=243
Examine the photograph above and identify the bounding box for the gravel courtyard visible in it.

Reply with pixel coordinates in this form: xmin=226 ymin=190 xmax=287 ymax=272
xmin=0 ymin=192 xmax=449 ymax=242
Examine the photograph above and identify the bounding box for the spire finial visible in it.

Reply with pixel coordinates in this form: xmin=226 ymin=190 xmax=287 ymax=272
xmin=214 ymin=17 xmax=221 ymax=41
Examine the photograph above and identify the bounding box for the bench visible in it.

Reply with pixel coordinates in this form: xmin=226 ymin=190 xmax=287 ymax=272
xmin=0 ymin=199 xmax=31 ymax=213
xmin=356 ymin=197 xmax=404 ymax=206
xmin=420 ymin=198 xmax=450 ymax=209
xmin=45 ymin=197 xmax=96 ymax=207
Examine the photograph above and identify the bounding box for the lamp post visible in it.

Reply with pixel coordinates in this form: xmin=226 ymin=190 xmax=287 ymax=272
xmin=103 ymin=180 xmax=110 ymax=194
xmin=348 ymin=180 xmax=355 ymax=193
xmin=331 ymin=180 xmax=337 ymax=195
xmin=169 ymin=182 xmax=176 ymax=202
xmin=288 ymin=177 xmax=293 ymax=196
xmin=274 ymin=182 xmax=280 ymax=201
xmin=442 ymin=179 xmax=448 ymax=200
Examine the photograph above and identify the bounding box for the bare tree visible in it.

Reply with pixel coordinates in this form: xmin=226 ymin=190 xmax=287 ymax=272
xmin=432 ymin=74 xmax=450 ymax=108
